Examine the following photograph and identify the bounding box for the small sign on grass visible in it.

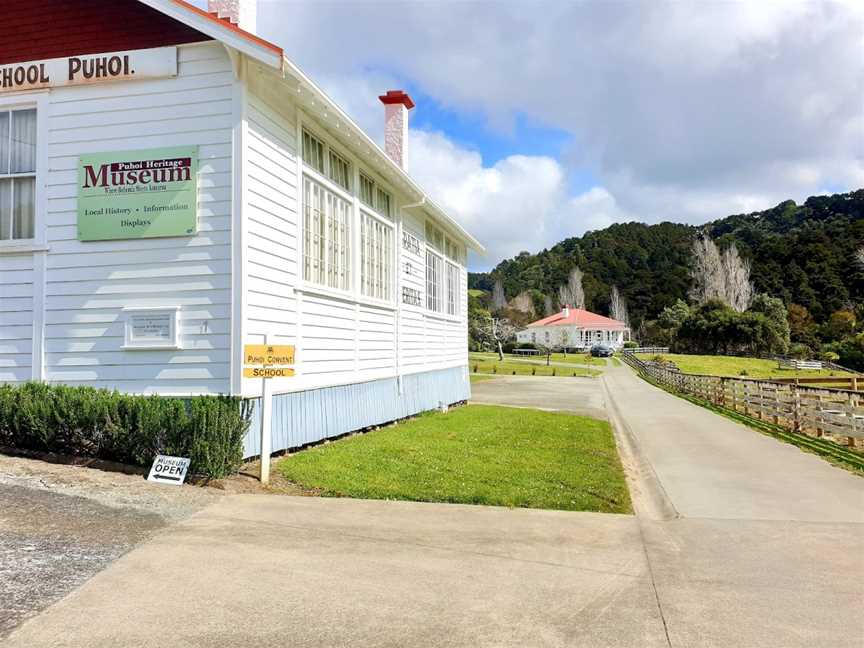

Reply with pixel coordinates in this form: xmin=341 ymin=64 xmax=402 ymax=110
xmin=147 ymin=455 xmax=191 ymax=486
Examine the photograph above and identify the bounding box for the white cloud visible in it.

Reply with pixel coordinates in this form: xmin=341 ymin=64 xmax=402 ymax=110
xmin=406 ymin=130 xmax=630 ymax=266
xmin=244 ymin=0 xmax=864 ymax=269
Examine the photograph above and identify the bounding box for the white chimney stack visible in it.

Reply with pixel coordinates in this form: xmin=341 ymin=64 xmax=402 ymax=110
xmin=379 ymin=90 xmax=415 ymax=168
xmin=208 ymin=0 xmax=257 ymax=34
xmin=562 ymin=305 xmax=570 ymax=318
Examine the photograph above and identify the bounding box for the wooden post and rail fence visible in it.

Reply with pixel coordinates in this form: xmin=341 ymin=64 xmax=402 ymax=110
xmin=620 ymin=352 xmax=864 ymax=449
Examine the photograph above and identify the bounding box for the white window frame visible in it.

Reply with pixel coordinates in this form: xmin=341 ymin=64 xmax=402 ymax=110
xmin=302 ymin=175 xmax=352 ymax=294
xmin=0 ymin=93 xmax=47 ymax=254
xmin=360 ymin=208 xmax=394 ymax=303
xmin=446 ymin=261 xmax=460 ymax=316
xmin=426 ymin=248 xmax=443 ymax=313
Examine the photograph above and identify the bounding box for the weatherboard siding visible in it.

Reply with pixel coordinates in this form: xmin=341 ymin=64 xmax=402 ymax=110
xmin=41 ymin=42 xmax=234 ymax=394
xmin=0 ymin=254 xmax=34 ymax=383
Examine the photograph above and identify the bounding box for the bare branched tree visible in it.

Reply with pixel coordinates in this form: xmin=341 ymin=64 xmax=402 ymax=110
xmin=558 ymin=267 xmax=585 ymax=309
xmin=609 ymin=285 xmax=630 ymax=326
xmin=856 ymin=247 xmax=864 ymax=267
xmin=489 ymin=317 xmax=517 ymax=361
xmin=721 ymin=243 xmax=754 ymax=312
xmin=689 ymin=236 xmax=725 ymax=304
xmin=492 ymin=279 xmax=506 ymax=311
xmin=689 ymin=236 xmax=753 ymax=311
xmin=543 ymin=294 xmax=555 ymax=316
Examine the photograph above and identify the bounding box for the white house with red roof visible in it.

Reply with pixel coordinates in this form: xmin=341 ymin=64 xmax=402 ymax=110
xmin=516 ymin=306 xmax=631 ymax=350
xmin=0 ymin=0 xmax=483 ymax=460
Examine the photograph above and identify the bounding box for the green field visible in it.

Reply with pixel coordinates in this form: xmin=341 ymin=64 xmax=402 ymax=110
xmin=468 ymin=358 xmax=600 ymax=378
xmin=635 ymin=353 xmax=837 ymax=379
xmin=277 ymin=405 xmax=631 ymax=513
xmin=470 ymin=351 xmax=607 ymax=367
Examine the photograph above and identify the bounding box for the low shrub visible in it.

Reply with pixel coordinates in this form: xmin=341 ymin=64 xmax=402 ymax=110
xmin=0 ymin=383 xmax=251 ymax=479
xmin=623 ymin=341 xmax=638 ymax=349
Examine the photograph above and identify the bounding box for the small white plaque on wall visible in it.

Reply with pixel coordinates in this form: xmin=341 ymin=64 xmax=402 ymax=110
xmin=123 ymin=307 xmax=180 ymax=350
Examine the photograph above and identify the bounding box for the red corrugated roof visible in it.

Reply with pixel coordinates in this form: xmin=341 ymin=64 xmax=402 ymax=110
xmin=527 ymin=308 xmax=627 ymax=329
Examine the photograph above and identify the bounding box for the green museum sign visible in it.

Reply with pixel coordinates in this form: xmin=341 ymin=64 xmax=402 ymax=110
xmin=77 ymin=146 xmax=198 ymax=241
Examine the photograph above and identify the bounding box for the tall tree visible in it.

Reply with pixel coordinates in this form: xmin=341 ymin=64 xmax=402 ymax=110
xmin=558 ymin=267 xmax=585 ymax=309
xmin=689 ymin=235 xmax=725 ymax=305
xmin=609 ymin=285 xmax=630 ymax=326
xmin=722 ymin=243 xmax=754 ymax=312
xmin=492 ymin=278 xmax=506 ymax=311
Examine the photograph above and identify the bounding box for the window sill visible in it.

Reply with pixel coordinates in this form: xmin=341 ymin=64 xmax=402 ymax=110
xmin=424 ymin=311 xmax=464 ymax=324
xmin=122 ymin=344 xmax=182 ymax=351
xmin=0 ymin=242 xmax=48 ymax=255
xmin=296 ymin=284 xmax=397 ymax=312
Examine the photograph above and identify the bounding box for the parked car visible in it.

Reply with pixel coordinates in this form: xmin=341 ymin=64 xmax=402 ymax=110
xmin=590 ymin=344 xmax=614 ymax=358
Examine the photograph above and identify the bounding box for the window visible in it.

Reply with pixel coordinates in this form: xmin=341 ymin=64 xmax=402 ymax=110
xmin=303 ymin=177 xmax=351 ymax=291
xmin=376 ymin=187 xmax=392 ymax=218
xmin=359 ymin=172 xmax=375 ymax=207
xmin=446 ymin=262 xmax=460 ymax=316
xmin=328 ymin=149 xmax=351 ymax=191
xmin=302 ymin=129 xmax=325 ymax=174
xmin=0 ymin=108 xmax=36 ymax=240
xmin=425 ymin=221 xmax=444 ymax=251
xmin=426 ymin=249 xmax=443 ymax=312
xmin=361 ymin=211 xmax=393 ymax=301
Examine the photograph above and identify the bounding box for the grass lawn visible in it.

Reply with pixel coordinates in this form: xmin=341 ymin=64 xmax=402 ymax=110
xmin=635 ymin=353 xmax=838 ymax=379
xmin=469 ymin=359 xmax=600 ymax=378
xmin=277 ymin=404 xmax=631 ymax=513
xmin=469 ymin=374 xmax=498 ymax=383
xmin=469 ymin=351 xmax=606 ymax=369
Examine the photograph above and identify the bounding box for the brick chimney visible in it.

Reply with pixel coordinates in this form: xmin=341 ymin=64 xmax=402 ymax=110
xmin=208 ymin=0 xmax=257 ymax=34
xmin=378 ymin=90 xmax=415 ymax=168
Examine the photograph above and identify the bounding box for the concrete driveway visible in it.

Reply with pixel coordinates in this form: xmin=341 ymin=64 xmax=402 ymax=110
xmin=471 ymin=375 xmax=607 ymax=419
xmin=5 ymin=367 xmax=864 ymax=647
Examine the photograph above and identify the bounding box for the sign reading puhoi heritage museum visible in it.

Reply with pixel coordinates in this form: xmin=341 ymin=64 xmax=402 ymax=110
xmin=0 ymin=47 xmax=177 ymax=94
xmin=77 ymin=146 xmax=198 ymax=241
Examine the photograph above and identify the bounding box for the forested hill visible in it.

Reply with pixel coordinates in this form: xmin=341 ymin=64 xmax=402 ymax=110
xmin=469 ymin=190 xmax=864 ymax=327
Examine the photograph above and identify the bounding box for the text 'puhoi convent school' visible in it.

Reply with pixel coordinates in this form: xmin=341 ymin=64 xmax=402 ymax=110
xmin=0 ymin=0 xmax=484 ymax=457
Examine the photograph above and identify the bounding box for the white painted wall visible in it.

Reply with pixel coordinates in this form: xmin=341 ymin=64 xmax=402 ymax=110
xmin=0 ymin=43 xmax=472 ymax=397
xmin=0 ymin=42 xmax=236 ymax=394
xmin=239 ymin=66 xmax=469 ymax=398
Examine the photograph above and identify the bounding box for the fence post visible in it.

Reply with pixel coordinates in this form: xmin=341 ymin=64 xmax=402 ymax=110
xmin=792 ymin=385 xmax=801 ymax=433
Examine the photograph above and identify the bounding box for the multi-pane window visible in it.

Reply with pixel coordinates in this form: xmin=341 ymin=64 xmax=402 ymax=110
xmin=426 ymin=249 xmax=443 ymax=312
xmin=425 ymin=222 xmax=444 ymax=252
xmin=376 ymin=187 xmax=392 ymax=218
xmin=359 ymin=173 xmax=375 ymax=207
xmin=303 ymin=177 xmax=351 ymax=291
xmin=302 ymin=129 xmax=325 ymax=174
xmin=328 ymin=149 xmax=351 ymax=192
xmin=0 ymin=108 xmax=36 ymax=240
xmin=360 ymin=212 xmax=393 ymax=301
xmin=446 ymin=262 xmax=460 ymax=316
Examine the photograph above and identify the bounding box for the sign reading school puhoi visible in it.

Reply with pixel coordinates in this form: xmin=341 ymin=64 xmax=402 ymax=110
xmin=0 ymin=47 xmax=177 ymax=94
xmin=77 ymin=147 xmax=198 ymax=241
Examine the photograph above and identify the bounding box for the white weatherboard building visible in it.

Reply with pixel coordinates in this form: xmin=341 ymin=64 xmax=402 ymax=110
xmin=0 ymin=0 xmax=483 ymax=457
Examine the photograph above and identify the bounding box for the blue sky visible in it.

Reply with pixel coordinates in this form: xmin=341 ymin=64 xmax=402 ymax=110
xmin=199 ymin=0 xmax=864 ymax=270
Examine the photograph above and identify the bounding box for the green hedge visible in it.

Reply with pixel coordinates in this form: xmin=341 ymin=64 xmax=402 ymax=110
xmin=0 ymin=382 xmax=252 ymax=479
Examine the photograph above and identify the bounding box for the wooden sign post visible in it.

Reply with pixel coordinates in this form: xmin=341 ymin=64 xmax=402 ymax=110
xmin=244 ymin=338 xmax=295 ymax=484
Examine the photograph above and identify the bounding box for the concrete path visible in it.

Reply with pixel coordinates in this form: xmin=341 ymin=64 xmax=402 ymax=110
xmin=5 ymin=368 xmax=864 ymax=647
xmin=601 ymin=364 xmax=864 ymax=647
xmin=4 ymin=497 xmax=669 ymax=648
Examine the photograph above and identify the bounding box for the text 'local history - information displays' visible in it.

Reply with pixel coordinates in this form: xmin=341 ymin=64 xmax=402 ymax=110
xmin=77 ymin=147 xmax=198 ymax=241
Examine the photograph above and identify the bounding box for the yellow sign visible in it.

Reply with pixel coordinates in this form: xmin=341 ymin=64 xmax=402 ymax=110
xmin=243 ymin=367 xmax=295 ymax=379
xmin=243 ymin=344 xmax=295 ymax=367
